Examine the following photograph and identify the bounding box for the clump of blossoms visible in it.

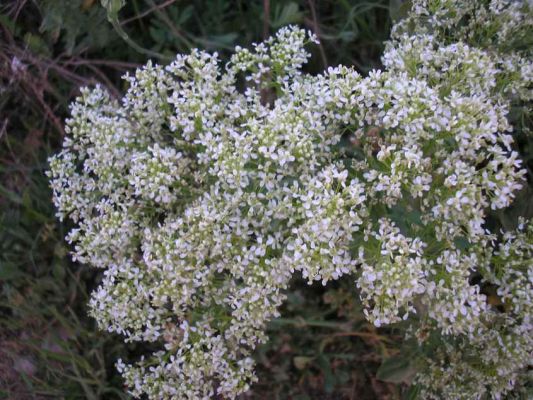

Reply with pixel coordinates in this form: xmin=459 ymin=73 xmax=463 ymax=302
xmin=48 ymin=0 xmax=532 ymax=398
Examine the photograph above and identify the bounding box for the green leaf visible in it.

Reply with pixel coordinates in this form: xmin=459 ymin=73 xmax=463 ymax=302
xmin=389 ymin=203 xmax=422 ymax=233
xmin=316 ymin=354 xmax=335 ymax=393
xmin=389 ymin=0 xmax=412 ymax=22
xmin=52 ymin=260 xmax=66 ymax=281
xmin=271 ymin=2 xmax=303 ymax=29
xmin=405 ymin=384 xmax=421 ymax=400
xmin=100 ymin=0 xmax=125 ymax=21
xmin=208 ymin=33 xmax=238 ymax=48
xmin=453 ymin=236 xmax=470 ymax=251
xmin=293 ymin=356 xmax=313 ymax=370
xmin=149 ymin=26 xmax=166 ymax=44
xmin=376 ymin=355 xmax=417 ymax=384
xmin=24 ymin=33 xmax=52 ymax=57
xmin=0 ymin=263 xmax=22 ymax=281
xmin=177 ymin=5 xmax=194 ymax=25
xmin=0 ymin=12 xmax=17 ymax=34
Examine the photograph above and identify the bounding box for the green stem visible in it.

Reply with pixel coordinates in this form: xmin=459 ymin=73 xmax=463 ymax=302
xmin=110 ymin=18 xmax=172 ymax=61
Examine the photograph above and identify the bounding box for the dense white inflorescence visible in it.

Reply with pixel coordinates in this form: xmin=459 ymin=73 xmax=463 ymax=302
xmin=49 ymin=0 xmax=532 ymax=398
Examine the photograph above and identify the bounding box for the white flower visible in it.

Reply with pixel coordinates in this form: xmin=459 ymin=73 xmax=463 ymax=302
xmin=47 ymin=1 xmax=533 ymax=396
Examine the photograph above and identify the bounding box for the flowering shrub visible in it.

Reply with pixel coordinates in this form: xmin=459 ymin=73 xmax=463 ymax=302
xmin=48 ymin=0 xmax=532 ymax=398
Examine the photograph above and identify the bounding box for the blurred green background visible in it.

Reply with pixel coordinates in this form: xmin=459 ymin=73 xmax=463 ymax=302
xmin=0 ymin=0 xmax=478 ymax=399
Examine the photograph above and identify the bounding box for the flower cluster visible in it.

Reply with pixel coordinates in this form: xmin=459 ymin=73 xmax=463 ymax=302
xmin=49 ymin=1 xmax=532 ymax=398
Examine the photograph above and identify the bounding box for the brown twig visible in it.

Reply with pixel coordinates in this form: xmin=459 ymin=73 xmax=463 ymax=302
xmin=61 ymin=58 xmax=141 ymax=70
xmin=306 ymin=0 xmax=328 ymax=69
xmin=82 ymin=64 xmax=122 ymax=98
xmin=263 ymin=0 xmax=270 ymax=40
xmin=7 ymin=0 xmax=28 ymax=21
xmin=0 ymin=25 xmax=133 ymax=137
xmin=329 ymin=331 xmax=395 ymax=343
xmin=144 ymin=0 xmax=193 ymax=49
xmin=0 ymin=118 xmax=8 ymax=141
xmin=120 ymin=0 xmax=178 ymax=26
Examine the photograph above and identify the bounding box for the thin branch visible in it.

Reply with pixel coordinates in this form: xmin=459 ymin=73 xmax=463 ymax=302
xmin=110 ymin=18 xmax=172 ymax=61
xmin=0 ymin=118 xmax=8 ymax=141
xmin=82 ymin=64 xmax=121 ymax=98
xmin=120 ymin=0 xmax=178 ymax=26
xmin=329 ymin=331 xmax=394 ymax=343
xmin=263 ymin=0 xmax=270 ymax=40
xmin=144 ymin=0 xmax=193 ymax=49
xmin=306 ymin=0 xmax=328 ymax=69
xmin=61 ymin=58 xmax=141 ymax=70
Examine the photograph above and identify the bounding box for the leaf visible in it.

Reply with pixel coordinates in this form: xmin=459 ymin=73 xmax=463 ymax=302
xmin=405 ymin=384 xmax=421 ymax=400
xmin=207 ymin=33 xmax=238 ymax=48
xmin=293 ymin=356 xmax=313 ymax=370
xmin=0 ymin=263 xmax=22 ymax=281
xmin=338 ymin=30 xmax=357 ymax=42
xmin=100 ymin=0 xmax=125 ymax=21
xmin=82 ymin=0 xmax=97 ymax=11
xmin=389 ymin=0 xmax=413 ymax=22
xmin=52 ymin=260 xmax=66 ymax=281
xmin=453 ymin=236 xmax=470 ymax=251
xmin=316 ymin=354 xmax=335 ymax=393
xmin=177 ymin=5 xmax=194 ymax=25
xmin=389 ymin=203 xmax=422 ymax=233
xmin=376 ymin=355 xmax=417 ymax=384
xmin=0 ymin=12 xmax=17 ymax=34
xmin=271 ymin=2 xmax=303 ymax=29
xmin=149 ymin=26 xmax=166 ymax=44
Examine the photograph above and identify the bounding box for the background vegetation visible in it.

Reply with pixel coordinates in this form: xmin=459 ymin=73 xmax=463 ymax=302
xmin=1 ymin=1 xmax=529 ymax=399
